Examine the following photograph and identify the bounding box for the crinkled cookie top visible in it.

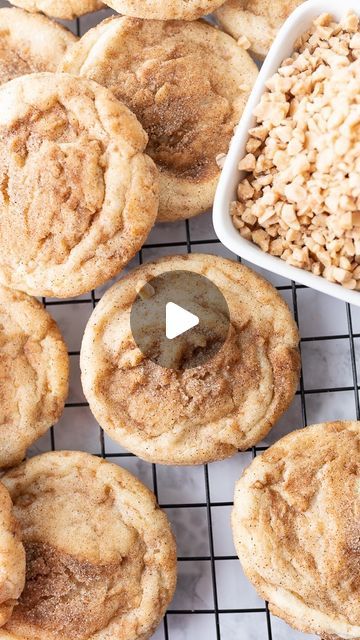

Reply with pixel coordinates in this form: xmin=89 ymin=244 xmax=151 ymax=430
xmin=0 ymin=285 xmax=68 ymax=468
xmin=0 ymin=482 xmax=25 ymax=627
xmin=8 ymin=0 xmax=103 ymax=20
xmin=102 ymin=0 xmax=225 ymax=20
xmin=61 ymin=17 xmax=258 ymax=220
xmin=2 ymin=451 xmax=177 ymax=640
xmin=233 ymin=421 xmax=360 ymax=639
xmin=215 ymin=0 xmax=303 ymax=58
xmin=81 ymin=253 xmax=299 ymax=464
xmin=0 ymin=8 xmax=76 ymax=86
xmin=0 ymin=73 xmax=158 ymax=298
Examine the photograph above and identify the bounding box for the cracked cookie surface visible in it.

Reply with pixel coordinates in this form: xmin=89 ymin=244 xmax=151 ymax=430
xmin=232 ymin=421 xmax=360 ymax=639
xmin=1 ymin=451 xmax=176 ymax=640
xmin=61 ymin=17 xmax=257 ymax=221
xmin=215 ymin=0 xmax=303 ymax=59
xmin=8 ymin=0 xmax=103 ymax=19
xmin=80 ymin=254 xmax=300 ymax=464
xmin=0 ymin=73 xmax=158 ymax=298
xmin=0 ymin=285 xmax=68 ymax=468
xmin=102 ymin=0 xmax=225 ymax=20
xmin=0 ymin=482 xmax=25 ymax=628
xmin=0 ymin=8 xmax=76 ymax=86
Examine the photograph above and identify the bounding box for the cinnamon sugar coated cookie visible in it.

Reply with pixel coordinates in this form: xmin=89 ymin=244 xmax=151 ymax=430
xmin=80 ymin=254 xmax=300 ymax=465
xmin=0 ymin=482 xmax=25 ymax=627
xmin=8 ymin=0 xmax=103 ymax=19
xmin=0 ymin=8 xmax=76 ymax=85
xmin=1 ymin=451 xmax=177 ymax=640
xmin=61 ymin=18 xmax=258 ymax=221
xmin=232 ymin=421 xmax=360 ymax=639
xmin=0 ymin=73 xmax=158 ymax=298
xmin=215 ymin=0 xmax=303 ymax=59
xmin=102 ymin=0 xmax=225 ymax=20
xmin=0 ymin=286 xmax=68 ymax=468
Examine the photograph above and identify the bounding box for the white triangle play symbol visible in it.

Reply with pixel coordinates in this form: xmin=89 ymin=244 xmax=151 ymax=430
xmin=166 ymin=302 xmax=199 ymax=340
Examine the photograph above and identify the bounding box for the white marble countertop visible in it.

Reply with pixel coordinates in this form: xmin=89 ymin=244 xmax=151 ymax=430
xmin=3 ymin=4 xmax=359 ymax=638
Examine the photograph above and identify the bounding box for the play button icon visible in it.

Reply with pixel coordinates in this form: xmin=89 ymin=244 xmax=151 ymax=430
xmin=166 ymin=302 xmax=199 ymax=340
xmin=130 ymin=269 xmax=230 ymax=370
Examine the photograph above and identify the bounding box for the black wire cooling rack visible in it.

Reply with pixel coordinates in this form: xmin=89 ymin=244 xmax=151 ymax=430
xmin=5 ymin=7 xmax=359 ymax=640
xmin=39 ymin=215 xmax=360 ymax=640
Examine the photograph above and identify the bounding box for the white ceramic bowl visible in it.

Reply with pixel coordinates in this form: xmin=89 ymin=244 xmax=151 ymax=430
xmin=213 ymin=0 xmax=360 ymax=306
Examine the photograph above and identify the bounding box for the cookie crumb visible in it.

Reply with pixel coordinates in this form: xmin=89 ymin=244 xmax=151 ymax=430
xmin=136 ymin=281 xmax=155 ymax=299
xmin=237 ymin=35 xmax=251 ymax=50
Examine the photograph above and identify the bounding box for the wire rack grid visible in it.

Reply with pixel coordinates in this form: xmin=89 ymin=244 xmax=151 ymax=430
xmin=3 ymin=5 xmax=360 ymax=640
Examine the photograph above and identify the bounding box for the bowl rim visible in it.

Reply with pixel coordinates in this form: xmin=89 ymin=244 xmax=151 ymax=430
xmin=213 ymin=0 xmax=360 ymax=307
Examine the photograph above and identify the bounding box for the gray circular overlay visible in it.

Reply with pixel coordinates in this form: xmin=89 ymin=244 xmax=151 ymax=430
xmin=130 ymin=270 xmax=230 ymax=370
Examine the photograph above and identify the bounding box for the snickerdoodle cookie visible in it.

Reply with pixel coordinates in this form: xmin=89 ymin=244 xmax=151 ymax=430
xmin=0 ymin=8 xmax=76 ymax=86
xmin=215 ymin=0 xmax=303 ymax=59
xmin=0 ymin=482 xmax=25 ymax=627
xmin=8 ymin=0 xmax=103 ymax=19
xmin=1 ymin=451 xmax=177 ymax=640
xmin=80 ymin=254 xmax=300 ymax=465
xmin=61 ymin=18 xmax=258 ymax=221
xmin=0 ymin=73 xmax=158 ymax=298
xmin=232 ymin=421 xmax=360 ymax=639
xmin=103 ymin=0 xmax=225 ymax=20
xmin=0 ymin=285 xmax=68 ymax=468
